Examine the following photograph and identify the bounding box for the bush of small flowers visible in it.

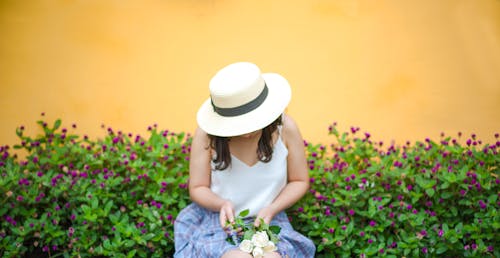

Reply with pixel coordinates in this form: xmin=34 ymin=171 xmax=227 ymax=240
xmin=0 ymin=116 xmax=191 ymax=257
xmin=290 ymin=123 xmax=499 ymax=257
xmin=1 ymin=116 xmax=499 ymax=257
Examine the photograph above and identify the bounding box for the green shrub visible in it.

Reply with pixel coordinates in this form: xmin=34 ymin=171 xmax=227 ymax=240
xmin=1 ymin=118 xmax=498 ymax=257
xmin=1 ymin=118 xmax=190 ymax=257
xmin=291 ymin=123 xmax=499 ymax=257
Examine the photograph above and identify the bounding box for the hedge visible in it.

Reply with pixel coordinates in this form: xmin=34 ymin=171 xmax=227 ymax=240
xmin=0 ymin=117 xmax=498 ymax=257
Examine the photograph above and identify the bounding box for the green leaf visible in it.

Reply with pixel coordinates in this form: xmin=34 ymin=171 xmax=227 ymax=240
xmin=443 ymin=173 xmax=457 ymax=183
xmin=127 ymin=250 xmax=137 ymax=258
xmin=91 ymin=197 xmax=99 ymax=209
xmin=442 ymin=223 xmax=449 ymax=232
xmin=104 ymin=200 xmax=114 ymax=216
xmin=436 ymin=245 xmax=448 ymax=254
xmin=103 ymin=239 xmax=112 ymax=250
xmin=426 ymin=188 xmax=435 ymax=197
xmin=269 ymin=225 xmax=281 ymax=235
xmin=441 ymin=191 xmax=453 ymax=199
xmin=123 ymin=239 xmax=135 ymax=248
xmin=238 ymin=209 xmax=249 ymax=218
xmin=53 ymin=119 xmax=62 ymax=131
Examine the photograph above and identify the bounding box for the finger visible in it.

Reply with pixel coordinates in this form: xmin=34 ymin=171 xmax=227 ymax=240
xmin=226 ymin=209 xmax=235 ymax=224
xmin=254 ymin=217 xmax=261 ymax=227
xmin=219 ymin=210 xmax=227 ymax=228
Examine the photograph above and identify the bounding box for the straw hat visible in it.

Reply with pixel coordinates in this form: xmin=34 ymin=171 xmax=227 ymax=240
xmin=197 ymin=62 xmax=291 ymax=137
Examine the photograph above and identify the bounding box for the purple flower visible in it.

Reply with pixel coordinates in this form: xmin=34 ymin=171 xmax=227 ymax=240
xmin=438 ymin=229 xmax=444 ymax=237
xmin=367 ymin=239 xmax=373 ymax=244
xmin=71 ymin=214 xmax=76 ymax=220
xmin=42 ymin=246 xmax=49 ymax=252
xmin=348 ymin=209 xmax=355 ymax=216
xmin=341 ymin=225 xmax=347 ymax=231
xmin=487 ymin=246 xmax=494 ymax=252
xmin=359 ymin=231 xmax=365 ymax=237
xmin=328 ymin=228 xmax=334 ymax=233
xmin=369 ymin=221 xmax=376 ymax=227
xmin=479 ymin=200 xmax=487 ymax=209
xmin=422 ymin=247 xmax=428 ymax=254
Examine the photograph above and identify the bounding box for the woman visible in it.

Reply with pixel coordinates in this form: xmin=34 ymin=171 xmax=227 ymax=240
xmin=174 ymin=62 xmax=315 ymax=258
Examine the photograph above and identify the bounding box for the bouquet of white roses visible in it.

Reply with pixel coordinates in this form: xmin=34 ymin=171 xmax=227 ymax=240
xmin=226 ymin=209 xmax=281 ymax=258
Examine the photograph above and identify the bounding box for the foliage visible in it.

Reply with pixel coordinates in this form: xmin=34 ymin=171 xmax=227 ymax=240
xmin=1 ymin=117 xmax=191 ymax=257
xmin=291 ymin=123 xmax=499 ymax=257
xmin=1 ymin=117 xmax=499 ymax=257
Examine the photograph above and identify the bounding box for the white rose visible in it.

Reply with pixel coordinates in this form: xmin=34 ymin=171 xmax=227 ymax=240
xmin=239 ymin=239 xmax=254 ymax=253
xmin=251 ymin=231 xmax=269 ymax=248
xmin=263 ymin=241 xmax=277 ymax=252
xmin=252 ymin=246 xmax=264 ymax=258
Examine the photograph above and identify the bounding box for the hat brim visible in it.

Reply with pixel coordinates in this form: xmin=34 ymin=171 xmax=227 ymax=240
xmin=197 ymin=73 xmax=291 ymax=137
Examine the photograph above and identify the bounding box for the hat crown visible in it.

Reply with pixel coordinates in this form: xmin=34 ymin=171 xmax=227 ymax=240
xmin=209 ymin=62 xmax=265 ymax=109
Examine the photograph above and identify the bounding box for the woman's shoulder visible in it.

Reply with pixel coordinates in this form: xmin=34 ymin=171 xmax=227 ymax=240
xmin=281 ymin=114 xmax=302 ymax=146
xmin=192 ymin=127 xmax=211 ymax=149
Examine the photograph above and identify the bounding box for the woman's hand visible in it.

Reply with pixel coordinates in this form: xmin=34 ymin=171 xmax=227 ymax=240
xmin=254 ymin=205 xmax=277 ymax=227
xmin=219 ymin=200 xmax=235 ymax=230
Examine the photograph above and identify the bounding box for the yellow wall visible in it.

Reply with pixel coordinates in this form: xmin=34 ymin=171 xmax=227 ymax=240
xmin=1 ymin=0 xmax=499 ymax=148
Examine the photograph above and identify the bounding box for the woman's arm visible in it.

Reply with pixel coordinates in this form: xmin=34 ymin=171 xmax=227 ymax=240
xmin=188 ymin=127 xmax=236 ymax=226
xmin=255 ymin=114 xmax=310 ymax=226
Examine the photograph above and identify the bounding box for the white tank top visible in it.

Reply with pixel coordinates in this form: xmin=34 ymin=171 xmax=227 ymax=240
xmin=210 ymin=133 xmax=288 ymax=218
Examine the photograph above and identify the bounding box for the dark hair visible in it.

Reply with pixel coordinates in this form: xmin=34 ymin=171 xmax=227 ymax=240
xmin=208 ymin=115 xmax=283 ymax=170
